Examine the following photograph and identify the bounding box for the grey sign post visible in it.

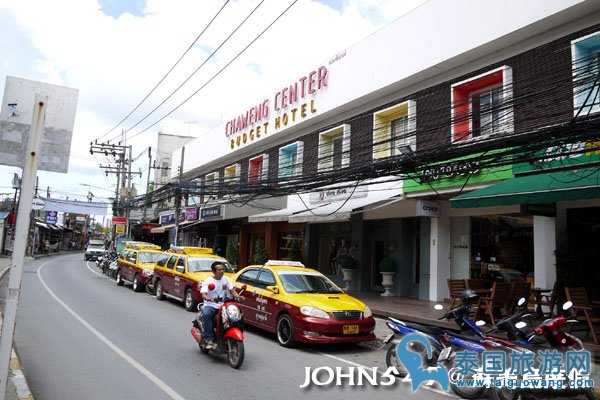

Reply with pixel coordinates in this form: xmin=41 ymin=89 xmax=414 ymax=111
xmin=0 ymin=77 xmax=78 ymax=399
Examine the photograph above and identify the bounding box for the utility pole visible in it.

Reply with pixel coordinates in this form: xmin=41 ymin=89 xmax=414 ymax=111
xmin=173 ymin=146 xmax=185 ymax=246
xmin=143 ymin=147 xmax=152 ymax=221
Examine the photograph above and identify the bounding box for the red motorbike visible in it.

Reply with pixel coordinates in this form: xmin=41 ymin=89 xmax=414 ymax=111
xmin=190 ymin=284 xmax=246 ymax=369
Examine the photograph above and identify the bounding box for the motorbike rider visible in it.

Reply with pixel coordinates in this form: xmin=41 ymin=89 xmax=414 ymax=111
xmin=200 ymin=261 xmax=240 ymax=349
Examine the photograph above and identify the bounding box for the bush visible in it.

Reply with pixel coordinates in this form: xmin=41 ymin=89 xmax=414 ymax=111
xmin=378 ymin=257 xmax=397 ymax=273
xmin=252 ymin=237 xmax=268 ymax=265
xmin=340 ymin=255 xmax=357 ymax=269
xmin=226 ymin=238 xmax=238 ymax=267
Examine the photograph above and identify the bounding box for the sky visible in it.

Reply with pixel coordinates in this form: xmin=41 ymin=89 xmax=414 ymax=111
xmin=0 ymin=0 xmax=428 ymax=209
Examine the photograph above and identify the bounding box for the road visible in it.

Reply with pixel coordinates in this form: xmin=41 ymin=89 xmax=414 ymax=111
xmin=11 ymin=254 xmax=458 ymax=400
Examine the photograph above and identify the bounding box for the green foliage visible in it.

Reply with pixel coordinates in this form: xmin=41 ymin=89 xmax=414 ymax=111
xmin=226 ymin=237 xmax=239 ymax=266
xmin=378 ymin=257 xmax=397 ymax=273
xmin=340 ymin=255 xmax=357 ymax=269
xmin=286 ymin=238 xmax=302 ymax=262
xmin=252 ymin=237 xmax=268 ymax=265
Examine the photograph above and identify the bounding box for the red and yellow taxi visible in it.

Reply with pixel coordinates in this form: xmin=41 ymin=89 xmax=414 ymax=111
xmin=232 ymin=260 xmax=375 ymax=347
xmin=116 ymin=242 xmax=163 ymax=292
xmin=152 ymin=246 xmax=235 ymax=311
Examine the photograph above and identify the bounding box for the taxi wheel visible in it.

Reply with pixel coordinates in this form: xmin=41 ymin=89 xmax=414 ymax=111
xmin=132 ymin=275 xmax=143 ymax=292
xmin=155 ymin=280 xmax=165 ymax=300
xmin=116 ymin=270 xmax=124 ymax=286
xmin=276 ymin=314 xmax=296 ymax=348
xmin=184 ymin=289 xmax=197 ymax=312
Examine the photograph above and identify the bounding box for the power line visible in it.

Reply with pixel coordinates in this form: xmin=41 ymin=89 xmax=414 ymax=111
xmin=96 ymin=0 xmax=231 ymax=141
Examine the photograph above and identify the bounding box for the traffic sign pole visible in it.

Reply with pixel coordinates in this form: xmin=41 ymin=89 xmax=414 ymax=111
xmin=0 ymin=95 xmax=47 ymax=399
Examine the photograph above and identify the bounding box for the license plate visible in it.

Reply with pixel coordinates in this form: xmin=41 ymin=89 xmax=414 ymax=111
xmin=343 ymin=325 xmax=359 ymax=334
xmin=437 ymin=347 xmax=452 ymax=362
xmin=383 ymin=333 xmax=395 ymax=343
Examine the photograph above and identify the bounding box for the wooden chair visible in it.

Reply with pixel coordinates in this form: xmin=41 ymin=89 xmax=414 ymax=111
xmin=466 ymin=278 xmax=485 ymax=291
xmin=565 ymin=287 xmax=600 ymax=345
xmin=476 ymin=282 xmax=511 ymax=325
xmin=508 ymin=281 xmax=532 ymax=314
xmin=539 ymin=281 xmax=560 ymax=318
xmin=447 ymin=279 xmax=467 ymax=307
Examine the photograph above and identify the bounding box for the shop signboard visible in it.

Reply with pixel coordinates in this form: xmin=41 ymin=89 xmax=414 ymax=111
xmin=45 ymin=210 xmax=57 ymax=224
xmin=403 ymin=149 xmax=514 ymax=194
xmin=513 ymin=140 xmax=600 ymax=174
xmin=201 ymin=205 xmax=221 ymax=220
xmin=416 ymin=200 xmax=440 ymax=217
xmin=185 ymin=206 xmax=198 ymax=220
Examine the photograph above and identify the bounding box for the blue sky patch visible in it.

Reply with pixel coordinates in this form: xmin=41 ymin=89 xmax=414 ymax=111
xmin=98 ymin=0 xmax=146 ymax=18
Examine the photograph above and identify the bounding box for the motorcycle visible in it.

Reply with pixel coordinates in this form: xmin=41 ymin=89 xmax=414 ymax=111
xmin=488 ymin=301 xmax=596 ymax=400
xmin=190 ymin=284 xmax=247 ymax=369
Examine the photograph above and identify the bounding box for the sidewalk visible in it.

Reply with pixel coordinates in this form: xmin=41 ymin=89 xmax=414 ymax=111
xmin=0 ymin=256 xmax=34 ymax=400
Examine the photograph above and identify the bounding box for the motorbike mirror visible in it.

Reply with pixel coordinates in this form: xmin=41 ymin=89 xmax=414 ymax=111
xmin=518 ymin=297 xmax=526 ymax=306
xmin=515 ymin=321 xmax=527 ymax=329
xmin=434 ymin=304 xmax=444 ymax=310
xmin=208 ymin=283 xmax=216 ymax=290
xmin=562 ymin=301 xmax=573 ymax=311
xmin=475 ymin=320 xmax=486 ymax=326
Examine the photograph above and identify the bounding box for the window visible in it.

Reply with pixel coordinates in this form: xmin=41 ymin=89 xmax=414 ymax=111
xmin=237 ymin=268 xmax=260 ymax=285
xmin=278 ymin=141 xmax=304 ymax=180
xmin=188 ymin=179 xmax=201 ymax=206
xmin=373 ymin=100 xmax=416 ymax=159
xmin=451 ymin=65 xmax=513 ymax=142
xmin=166 ymin=256 xmax=178 ymax=270
xmin=161 ymin=161 xmax=170 ymax=178
xmin=156 ymin=254 xmax=170 ymax=267
xmin=318 ymin=124 xmax=350 ymax=172
xmin=203 ymin=172 xmax=219 ymax=203
xmin=572 ymin=31 xmax=600 ymax=116
xmin=248 ymin=154 xmax=269 ymax=184
xmin=224 ymin=163 xmax=240 ymax=184
xmin=256 ymin=270 xmax=276 ymax=288
xmin=127 ymin=252 xmax=137 ymax=263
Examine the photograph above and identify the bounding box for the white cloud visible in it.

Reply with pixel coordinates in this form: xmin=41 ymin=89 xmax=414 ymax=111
xmin=0 ymin=0 xmax=427 ymax=205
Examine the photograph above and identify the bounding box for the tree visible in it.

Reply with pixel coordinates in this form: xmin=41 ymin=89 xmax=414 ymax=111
xmin=252 ymin=237 xmax=268 ymax=265
xmin=226 ymin=237 xmax=239 ymax=267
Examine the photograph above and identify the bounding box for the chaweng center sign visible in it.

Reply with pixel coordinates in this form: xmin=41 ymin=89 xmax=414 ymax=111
xmin=225 ymin=66 xmax=328 ymax=151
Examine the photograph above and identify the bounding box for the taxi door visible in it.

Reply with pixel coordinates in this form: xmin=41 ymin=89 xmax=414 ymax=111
xmin=233 ymin=268 xmax=261 ymax=327
xmin=123 ymin=251 xmax=138 ymax=281
xmin=171 ymin=257 xmax=187 ymax=299
xmin=251 ymin=269 xmax=280 ymax=331
xmin=161 ymin=255 xmax=179 ymax=295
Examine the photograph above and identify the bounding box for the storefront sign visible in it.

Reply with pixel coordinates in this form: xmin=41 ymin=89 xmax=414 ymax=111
xmin=416 ymin=200 xmax=440 ymax=218
xmin=160 ymin=213 xmax=175 ymax=225
xmin=76 ymin=214 xmax=86 ymax=222
xmin=514 ymin=140 xmax=600 ymax=174
xmin=225 ymin=66 xmax=329 ymax=151
xmin=115 ymin=224 xmax=125 ymax=234
xmin=112 ymin=216 xmax=127 ymax=225
xmin=521 ymin=203 xmax=556 ymax=217
xmin=201 ymin=205 xmax=221 ymax=219
xmin=309 ymin=185 xmax=367 ymax=204
xmin=46 ymin=211 xmax=57 ymax=224
xmin=185 ymin=206 xmax=198 ymax=220
xmin=421 ymin=160 xmax=480 ymax=182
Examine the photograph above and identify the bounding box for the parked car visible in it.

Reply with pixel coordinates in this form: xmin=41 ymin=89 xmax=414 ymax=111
xmin=485 ymin=268 xmax=526 ymax=283
xmin=84 ymin=243 xmax=105 ymax=261
xmin=231 ymin=260 xmax=375 ymax=347
xmin=152 ymin=246 xmax=234 ymax=311
xmin=116 ymin=242 xmax=163 ymax=292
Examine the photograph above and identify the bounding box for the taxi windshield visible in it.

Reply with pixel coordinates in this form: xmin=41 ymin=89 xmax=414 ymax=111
xmin=187 ymin=258 xmax=233 ymax=273
xmin=139 ymin=252 xmax=163 ymax=263
xmin=278 ymin=271 xmax=342 ymax=294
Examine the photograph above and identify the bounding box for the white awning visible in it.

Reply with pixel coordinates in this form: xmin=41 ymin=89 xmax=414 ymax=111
xmin=150 ymin=223 xmax=175 ymax=234
xmin=249 ymin=179 xmax=403 ymax=224
xmin=35 ymin=221 xmax=49 ymax=229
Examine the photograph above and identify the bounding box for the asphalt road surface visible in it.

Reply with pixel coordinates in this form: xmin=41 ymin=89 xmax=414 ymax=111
xmin=11 ymin=254 xmax=458 ymax=400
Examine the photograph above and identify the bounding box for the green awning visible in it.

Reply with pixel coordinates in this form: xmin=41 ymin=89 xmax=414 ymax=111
xmin=451 ymin=167 xmax=600 ymax=208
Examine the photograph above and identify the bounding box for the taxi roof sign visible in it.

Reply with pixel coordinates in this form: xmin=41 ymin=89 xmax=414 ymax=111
xmin=265 ymin=260 xmax=305 ymax=267
xmin=169 ymin=246 xmax=215 ymax=255
xmin=125 ymin=242 xmax=161 ymax=250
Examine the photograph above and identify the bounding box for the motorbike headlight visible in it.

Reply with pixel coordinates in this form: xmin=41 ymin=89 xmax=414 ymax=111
xmin=226 ymin=304 xmax=242 ymax=322
xmin=363 ymin=306 xmax=372 ymax=318
xmin=300 ymin=306 xmax=330 ymax=319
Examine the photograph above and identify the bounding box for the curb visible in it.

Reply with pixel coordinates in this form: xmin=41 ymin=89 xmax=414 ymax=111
xmin=0 ymin=266 xmax=34 ymax=400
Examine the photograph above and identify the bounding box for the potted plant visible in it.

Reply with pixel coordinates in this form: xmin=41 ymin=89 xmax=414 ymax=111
xmin=378 ymin=257 xmax=397 ymax=296
xmin=339 ymin=255 xmax=356 ymax=290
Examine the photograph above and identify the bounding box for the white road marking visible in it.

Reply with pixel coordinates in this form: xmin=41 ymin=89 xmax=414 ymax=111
xmin=316 ymin=350 xmax=458 ymax=398
xmin=38 ymin=259 xmax=187 ymax=400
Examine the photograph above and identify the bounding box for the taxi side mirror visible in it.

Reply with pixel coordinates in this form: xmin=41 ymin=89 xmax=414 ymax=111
xmin=175 ymin=266 xmax=184 ymax=274
xmin=266 ymin=285 xmax=279 ymax=294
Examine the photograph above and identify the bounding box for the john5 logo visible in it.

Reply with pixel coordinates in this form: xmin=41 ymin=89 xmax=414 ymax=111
xmin=396 ymin=333 xmax=449 ymax=392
